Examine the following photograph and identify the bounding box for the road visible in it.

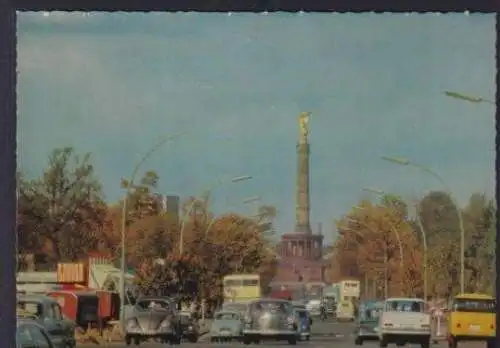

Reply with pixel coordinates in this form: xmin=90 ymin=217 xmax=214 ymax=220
xmin=78 ymin=320 xmax=488 ymax=348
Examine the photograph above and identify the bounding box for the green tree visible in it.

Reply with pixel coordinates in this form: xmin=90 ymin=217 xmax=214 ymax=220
xmin=462 ymin=194 xmax=496 ymax=293
xmin=18 ymin=147 xmax=106 ymax=265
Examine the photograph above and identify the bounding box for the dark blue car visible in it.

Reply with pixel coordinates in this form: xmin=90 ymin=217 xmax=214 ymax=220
xmin=295 ymin=308 xmax=311 ymax=341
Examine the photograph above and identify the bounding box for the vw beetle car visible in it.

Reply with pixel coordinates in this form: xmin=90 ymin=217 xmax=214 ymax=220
xmin=124 ymin=297 xmax=182 ymax=345
xmin=242 ymin=298 xmax=299 ymax=345
xmin=210 ymin=310 xmax=244 ymax=342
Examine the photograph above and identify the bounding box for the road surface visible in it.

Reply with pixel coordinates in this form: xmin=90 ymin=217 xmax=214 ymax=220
xmin=77 ymin=319 xmax=488 ymax=348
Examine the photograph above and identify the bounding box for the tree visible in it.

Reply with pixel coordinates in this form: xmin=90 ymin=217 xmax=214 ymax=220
xmin=462 ymin=194 xmax=495 ymax=294
xmin=331 ymin=200 xmax=422 ymax=297
xmin=18 ymin=147 xmax=106 ymax=265
xmin=417 ymin=191 xmax=462 ymax=297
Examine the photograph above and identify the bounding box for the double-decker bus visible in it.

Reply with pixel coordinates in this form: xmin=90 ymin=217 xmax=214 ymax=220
xmin=223 ymin=274 xmax=261 ymax=303
xmin=339 ymin=279 xmax=360 ymax=303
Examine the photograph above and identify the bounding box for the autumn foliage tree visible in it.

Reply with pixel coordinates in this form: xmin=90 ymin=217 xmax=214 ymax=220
xmin=328 ymin=190 xmax=496 ymax=301
xmin=330 ymin=199 xmax=423 ymax=298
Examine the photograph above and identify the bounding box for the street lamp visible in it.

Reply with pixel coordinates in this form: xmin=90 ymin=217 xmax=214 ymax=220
xmin=119 ymin=132 xmax=186 ymax=327
xmin=381 ymin=155 xmax=466 ymax=294
xmin=443 ymin=91 xmax=495 ymax=105
xmin=363 ymin=187 xmax=428 ymax=301
xmin=178 ymin=175 xmax=252 ymax=254
xmin=204 ymin=196 xmax=261 ymax=237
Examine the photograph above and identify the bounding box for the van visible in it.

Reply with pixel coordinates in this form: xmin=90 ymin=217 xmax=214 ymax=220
xmin=447 ymin=293 xmax=495 ymax=348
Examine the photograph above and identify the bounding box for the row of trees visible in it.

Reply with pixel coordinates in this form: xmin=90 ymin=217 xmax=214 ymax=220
xmin=326 ymin=191 xmax=496 ymax=300
xmin=18 ymin=147 xmax=279 ymax=305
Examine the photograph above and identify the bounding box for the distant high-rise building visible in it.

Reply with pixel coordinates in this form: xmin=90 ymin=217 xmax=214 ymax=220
xmin=158 ymin=195 xmax=180 ymax=225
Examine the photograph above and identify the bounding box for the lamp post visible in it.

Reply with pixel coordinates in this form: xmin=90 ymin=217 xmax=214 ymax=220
xmin=363 ymin=187 xmax=428 ymax=301
xmin=381 ymin=155 xmax=466 ymax=294
xmin=119 ymin=132 xmax=186 ymax=327
xmin=443 ymin=91 xmax=495 ymax=105
xmin=178 ymin=175 xmax=252 ymax=254
xmin=204 ymin=196 xmax=261 ymax=237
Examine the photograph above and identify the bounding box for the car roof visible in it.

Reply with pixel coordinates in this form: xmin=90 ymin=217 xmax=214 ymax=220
xmin=385 ymin=297 xmax=425 ymax=302
xmin=251 ymin=298 xmax=290 ymax=303
xmin=215 ymin=310 xmax=241 ymax=316
xmin=454 ymin=293 xmax=495 ymax=300
xmin=17 ymin=294 xmax=57 ymax=304
xmin=137 ymin=296 xmax=174 ymax=301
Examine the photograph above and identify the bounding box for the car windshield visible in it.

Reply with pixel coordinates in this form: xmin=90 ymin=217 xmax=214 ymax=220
xmin=385 ymin=300 xmax=424 ymax=313
xmin=216 ymin=312 xmax=239 ymax=320
xmin=17 ymin=301 xmax=43 ymax=317
xmin=251 ymin=301 xmax=291 ymax=314
xmin=452 ymin=298 xmax=495 ymax=313
xmin=222 ymin=303 xmax=247 ymax=313
xmin=136 ymin=299 xmax=170 ymax=311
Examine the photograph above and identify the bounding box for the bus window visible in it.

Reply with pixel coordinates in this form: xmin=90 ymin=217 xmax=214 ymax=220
xmin=452 ymin=299 xmax=495 ymax=313
xmin=224 ymin=279 xmax=243 ymax=287
xmin=242 ymin=279 xmax=259 ymax=286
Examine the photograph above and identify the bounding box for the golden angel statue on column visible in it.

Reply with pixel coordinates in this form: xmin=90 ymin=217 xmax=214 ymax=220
xmin=298 ymin=111 xmax=311 ymax=139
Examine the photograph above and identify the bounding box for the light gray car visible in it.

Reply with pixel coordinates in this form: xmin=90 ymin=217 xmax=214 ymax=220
xmin=124 ymin=297 xmax=182 ymax=346
xmin=242 ymin=299 xmax=299 ymax=345
xmin=210 ymin=310 xmax=244 ymax=342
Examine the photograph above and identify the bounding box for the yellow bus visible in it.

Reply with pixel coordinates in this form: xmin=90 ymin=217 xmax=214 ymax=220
xmin=223 ymin=274 xmax=261 ymax=303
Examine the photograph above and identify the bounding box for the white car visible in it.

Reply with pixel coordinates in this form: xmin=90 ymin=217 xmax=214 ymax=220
xmin=377 ymin=297 xmax=431 ymax=348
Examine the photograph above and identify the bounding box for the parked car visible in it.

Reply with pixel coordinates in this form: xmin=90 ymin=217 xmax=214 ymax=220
xmin=124 ymin=296 xmax=182 ymax=346
xmin=242 ymin=298 xmax=299 ymax=345
xmin=17 ymin=294 xmax=76 ymax=348
xmin=294 ymin=307 xmax=311 ymax=341
xmin=17 ymin=318 xmax=57 ymax=348
xmin=179 ymin=311 xmax=199 ymax=342
xmin=210 ymin=310 xmax=244 ymax=342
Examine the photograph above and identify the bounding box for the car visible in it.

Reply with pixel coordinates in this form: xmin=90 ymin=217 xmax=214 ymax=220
xmin=210 ymin=310 xmax=244 ymax=342
xmin=17 ymin=294 xmax=76 ymax=348
xmin=124 ymin=296 xmax=182 ymax=346
xmin=242 ymin=298 xmax=299 ymax=345
xmin=354 ymin=300 xmax=384 ymax=345
xmin=294 ymin=307 xmax=311 ymax=341
xmin=378 ymin=297 xmax=431 ymax=348
xmin=221 ymin=301 xmax=250 ymax=316
xmin=179 ymin=311 xmax=200 ymax=342
xmin=17 ymin=318 xmax=57 ymax=348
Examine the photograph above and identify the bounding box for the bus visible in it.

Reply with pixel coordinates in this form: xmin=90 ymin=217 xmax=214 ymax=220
xmin=223 ymin=274 xmax=261 ymax=303
xmin=339 ymin=279 xmax=360 ymax=303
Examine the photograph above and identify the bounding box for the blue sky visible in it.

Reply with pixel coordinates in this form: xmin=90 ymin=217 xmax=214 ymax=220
xmin=17 ymin=12 xmax=495 ymax=243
